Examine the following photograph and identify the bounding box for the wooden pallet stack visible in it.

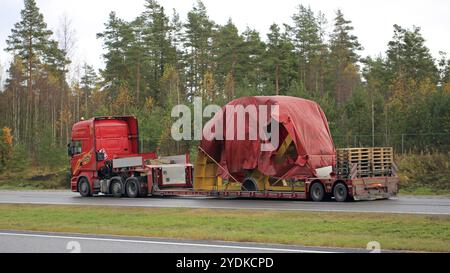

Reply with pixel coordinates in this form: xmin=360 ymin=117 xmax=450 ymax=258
xmin=336 ymin=149 xmax=350 ymax=177
xmin=336 ymin=147 xmax=393 ymax=178
xmin=371 ymin=147 xmax=393 ymax=177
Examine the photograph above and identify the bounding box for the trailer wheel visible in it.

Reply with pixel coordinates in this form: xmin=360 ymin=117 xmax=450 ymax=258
xmin=242 ymin=178 xmax=258 ymax=191
xmin=78 ymin=177 xmax=92 ymax=197
xmin=125 ymin=178 xmax=139 ymax=198
xmin=309 ymin=182 xmax=325 ymax=202
xmin=110 ymin=179 xmax=124 ymax=198
xmin=333 ymin=183 xmax=348 ymax=202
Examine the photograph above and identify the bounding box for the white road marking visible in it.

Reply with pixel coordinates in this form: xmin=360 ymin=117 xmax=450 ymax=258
xmin=0 ymin=232 xmax=335 ymax=253
xmin=0 ymin=200 xmax=449 ymax=215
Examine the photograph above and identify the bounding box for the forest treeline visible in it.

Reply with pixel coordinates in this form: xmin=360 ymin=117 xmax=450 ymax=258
xmin=0 ymin=0 xmax=449 ymax=169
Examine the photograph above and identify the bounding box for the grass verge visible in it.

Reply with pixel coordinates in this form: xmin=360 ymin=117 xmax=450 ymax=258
xmin=399 ymin=187 xmax=450 ymax=196
xmin=0 ymin=168 xmax=69 ymax=190
xmin=0 ymin=204 xmax=449 ymax=252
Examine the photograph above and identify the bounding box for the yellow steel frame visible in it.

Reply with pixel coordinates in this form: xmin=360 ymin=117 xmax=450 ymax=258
xmin=193 ymin=134 xmax=305 ymax=192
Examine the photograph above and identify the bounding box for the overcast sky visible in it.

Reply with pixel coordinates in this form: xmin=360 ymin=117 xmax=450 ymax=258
xmin=1 ymin=0 xmax=449 ymax=81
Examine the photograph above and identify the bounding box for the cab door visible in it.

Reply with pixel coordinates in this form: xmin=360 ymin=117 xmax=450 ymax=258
xmin=70 ymin=123 xmax=95 ymax=176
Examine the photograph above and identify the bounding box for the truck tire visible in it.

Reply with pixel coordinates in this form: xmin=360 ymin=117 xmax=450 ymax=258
xmin=126 ymin=178 xmax=140 ymax=198
xmin=78 ymin=177 xmax=92 ymax=197
xmin=309 ymin=182 xmax=325 ymax=202
xmin=110 ymin=179 xmax=124 ymax=198
xmin=242 ymin=178 xmax=258 ymax=191
xmin=333 ymin=183 xmax=348 ymax=202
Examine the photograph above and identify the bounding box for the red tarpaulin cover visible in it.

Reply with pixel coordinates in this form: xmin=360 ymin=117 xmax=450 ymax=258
xmin=200 ymin=96 xmax=336 ymax=180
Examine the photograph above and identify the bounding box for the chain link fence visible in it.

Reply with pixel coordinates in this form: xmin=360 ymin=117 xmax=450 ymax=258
xmin=333 ymin=133 xmax=450 ymax=154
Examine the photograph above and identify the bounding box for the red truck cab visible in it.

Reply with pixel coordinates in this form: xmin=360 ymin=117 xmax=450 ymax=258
xmin=69 ymin=116 xmax=192 ymax=197
xmin=69 ymin=116 xmax=139 ymax=184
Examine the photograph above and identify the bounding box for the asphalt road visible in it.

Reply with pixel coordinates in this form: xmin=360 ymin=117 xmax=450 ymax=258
xmin=0 ymin=190 xmax=449 ymax=215
xmin=0 ymin=230 xmax=370 ymax=253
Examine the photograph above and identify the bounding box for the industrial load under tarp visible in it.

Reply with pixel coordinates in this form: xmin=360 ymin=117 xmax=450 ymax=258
xmin=200 ymin=96 xmax=336 ymax=180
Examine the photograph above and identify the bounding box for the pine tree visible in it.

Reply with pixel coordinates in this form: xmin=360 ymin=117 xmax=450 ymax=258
xmin=290 ymin=5 xmax=326 ymax=94
xmin=97 ymin=11 xmax=130 ymax=96
xmin=141 ymin=0 xmax=176 ymax=105
xmin=387 ymin=25 xmax=438 ymax=86
xmin=241 ymin=28 xmax=266 ymax=92
xmin=6 ymin=0 xmax=58 ymax=145
xmin=328 ymin=10 xmax=362 ymax=104
xmin=213 ymin=19 xmax=244 ymax=91
xmin=128 ymin=16 xmax=146 ymax=103
xmin=385 ymin=25 xmax=441 ymax=146
xmin=362 ymin=56 xmax=390 ymax=96
xmin=265 ymin=24 xmax=295 ymax=95
xmin=80 ymin=64 xmax=98 ymax=118
xmin=184 ymin=0 xmax=214 ymax=97
xmin=169 ymin=9 xmax=185 ymax=61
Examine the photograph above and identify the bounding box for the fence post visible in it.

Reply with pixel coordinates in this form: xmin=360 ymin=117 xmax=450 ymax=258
xmin=401 ymin=134 xmax=405 ymax=155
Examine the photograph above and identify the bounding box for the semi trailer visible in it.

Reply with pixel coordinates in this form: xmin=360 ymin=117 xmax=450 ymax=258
xmin=69 ymin=96 xmax=398 ymax=202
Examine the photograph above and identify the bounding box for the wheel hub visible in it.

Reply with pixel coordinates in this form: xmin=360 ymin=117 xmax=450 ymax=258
xmin=314 ymin=188 xmax=320 ymax=197
xmin=129 ymin=183 xmax=136 ymax=193
xmin=113 ymin=183 xmax=121 ymax=193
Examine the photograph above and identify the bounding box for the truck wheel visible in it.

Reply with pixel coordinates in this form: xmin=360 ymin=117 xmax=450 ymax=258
xmin=126 ymin=178 xmax=139 ymax=198
xmin=333 ymin=183 xmax=348 ymax=202
xmin=309 ymin=182 xmax=325 ymax=202
xmin=110 ymin=179 xmax=124 ymax=198
xmin=78 ymin=178 xmax=92 ymax=197
xmin=242 ymin=178 xmax=258 ymax=191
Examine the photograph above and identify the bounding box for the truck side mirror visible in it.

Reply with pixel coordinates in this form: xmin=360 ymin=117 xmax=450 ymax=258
xmin=68 ymin=143 xmax=77 ymax=157
xmin=67 ymin=143 xmax=73 ymax=157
